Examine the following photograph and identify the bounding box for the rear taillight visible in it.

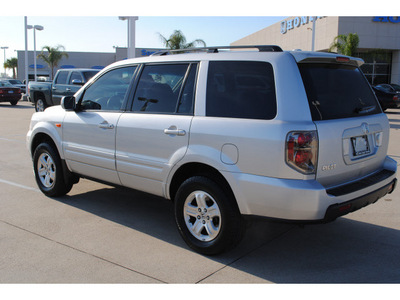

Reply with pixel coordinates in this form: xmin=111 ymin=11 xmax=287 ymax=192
xmin=286 ymin=131 xmax=318 ymax=174
xmin=393 ymin=95 xmax=399 ymax=102
xmin=336 ymin=56 xmax=350 ymax=63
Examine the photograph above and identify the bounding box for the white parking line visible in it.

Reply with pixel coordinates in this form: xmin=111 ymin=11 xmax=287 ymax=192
xmin=0 ymin=137 xmax=26 ymax=143
xmin=0 ymin=178 xmax=39 ymax=192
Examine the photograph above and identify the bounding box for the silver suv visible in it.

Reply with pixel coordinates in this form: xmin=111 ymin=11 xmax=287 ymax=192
xmin=27 ymin=46 xmax=397 ymax=255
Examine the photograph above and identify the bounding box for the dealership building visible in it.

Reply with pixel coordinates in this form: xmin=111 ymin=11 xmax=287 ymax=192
xmin=231 ymin=16 xmax=400 ymax=85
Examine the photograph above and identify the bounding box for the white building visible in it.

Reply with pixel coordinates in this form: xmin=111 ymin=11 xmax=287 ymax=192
xmin=231 ymin=16 xmax=400 ymax=85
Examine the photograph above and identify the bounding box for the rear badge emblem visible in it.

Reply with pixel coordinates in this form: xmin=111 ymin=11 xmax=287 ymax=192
xmin=361 ymin=123 xmax=370 ymax=135
xmin=322 ymin=163 xmax=337 ymax=171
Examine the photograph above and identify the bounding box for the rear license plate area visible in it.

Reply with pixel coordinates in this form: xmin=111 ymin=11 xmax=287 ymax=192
xmin=351 ymin=135 xmax=370 ymax=156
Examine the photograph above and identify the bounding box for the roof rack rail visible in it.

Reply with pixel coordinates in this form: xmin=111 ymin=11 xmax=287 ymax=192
xmin=151 ymin=45 xmax=283 ymax=56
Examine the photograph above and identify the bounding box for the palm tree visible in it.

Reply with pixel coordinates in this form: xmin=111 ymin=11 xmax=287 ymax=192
xmin=158 ymin=30 xmax=206 ymax=50
xmin=328 ymin=33 xmax=359 ymax=56
xmin=4 ymin=57 xmax=18 ymax=79
xmin=37 ymin=45 xmax=69 ymax=79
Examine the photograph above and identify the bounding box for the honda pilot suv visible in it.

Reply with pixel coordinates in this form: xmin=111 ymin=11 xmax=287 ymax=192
xmin=27 ymin=46 xmax=397 ymax=255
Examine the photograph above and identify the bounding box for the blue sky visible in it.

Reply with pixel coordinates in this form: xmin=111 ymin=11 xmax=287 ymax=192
xmin=0 ymin=16 xmax=286 ymax=54
xmin=0 ymin=0 xmax=391 ymax=76
xmin=0 ymin=15 xmax=286 ymax=76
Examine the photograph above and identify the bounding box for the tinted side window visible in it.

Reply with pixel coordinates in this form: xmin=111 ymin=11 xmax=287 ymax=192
xmin=80 ymin=66 xmax=136 ymax=111
xmin=206 ymin=61 xmax=276 ymax=120
xmin=69 ymin=72 xmax=83 ymax=84
xmin=55 ymin=71 xmax=68 ymax=84
xmin=177 ymin=64 xmax=197 ymax=114
xmin=82 ymin=71 xmax=99 ymax=82
xmin=299 ymin=63 xmax=381 ymax=121
xmin=132 ymin=64 xmax=190 ymax=114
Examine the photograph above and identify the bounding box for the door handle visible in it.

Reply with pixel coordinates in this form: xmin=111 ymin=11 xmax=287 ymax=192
xmin=98 ymin=121 xmax=114 ymax=129
xmin=164 ymin=126 xmax=186 ymax=136
xmin=66 ymin=88 xmax=71 ymax=91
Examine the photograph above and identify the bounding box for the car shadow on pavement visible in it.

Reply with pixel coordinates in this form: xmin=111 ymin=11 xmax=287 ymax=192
xmin=53 ymin=184 xmax=400 ymax=283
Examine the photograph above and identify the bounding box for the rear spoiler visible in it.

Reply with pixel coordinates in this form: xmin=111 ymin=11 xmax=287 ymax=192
xmin=290 ymin=51 xmax=364 ymax=67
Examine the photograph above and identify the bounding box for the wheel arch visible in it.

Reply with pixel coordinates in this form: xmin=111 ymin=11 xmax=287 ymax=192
xmin=168 ymin=162 xmax=237 ymax=206
xmin=30 ymin=132 xmax=59 ymax=158
xmin=33 ymin=91 xmax=46 ymax=103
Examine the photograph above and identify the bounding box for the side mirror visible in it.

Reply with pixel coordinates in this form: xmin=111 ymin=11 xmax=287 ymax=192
xmin=71 ymin=79 xmax=83 ymax=85
xmin=61 ymin=96 xmax=76 ymax=110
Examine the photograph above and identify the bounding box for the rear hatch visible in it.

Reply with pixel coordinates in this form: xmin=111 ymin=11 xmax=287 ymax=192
xmin=296 ymin=54 xmax=390 ymax=189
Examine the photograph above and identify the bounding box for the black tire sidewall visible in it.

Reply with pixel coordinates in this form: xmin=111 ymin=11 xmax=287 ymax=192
xmin=174 ymin=176 xmax=243 ymax=255
xmin=35 ymin=99 xmax=46 ymax=112
xmin=33 ymin=142 xmax=70 ymax=197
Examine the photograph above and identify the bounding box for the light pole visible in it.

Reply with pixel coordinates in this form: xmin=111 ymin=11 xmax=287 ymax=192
xmin=24 ymin=17 xmax=29 ymax=90
xmin=1 ymin=46 xmax=9 ymax=75
xmin=119 ymin=16 xmax=139 ymax=59
xmin=27 ymin=24 xmax=44 ymax=81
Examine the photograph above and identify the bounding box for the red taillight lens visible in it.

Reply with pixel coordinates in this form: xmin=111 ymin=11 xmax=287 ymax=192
xmin=0 ymin=89 xmax=3 ymax=94
xmin=393 ymin=95 xmax=398 ymax=101
xmin=286 ymin=131 xmax=318 ymax=174
xmin=336 ymin=56 xmax=350 ymax=63
xmin=287 ymin=137 xmax=295 ymax=161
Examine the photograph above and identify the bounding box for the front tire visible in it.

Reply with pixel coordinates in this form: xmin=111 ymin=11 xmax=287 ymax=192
xmin=33 ymin=142 xmax=72 ymax=197
xmin=174 ymin=176 xmax=244 ymax=255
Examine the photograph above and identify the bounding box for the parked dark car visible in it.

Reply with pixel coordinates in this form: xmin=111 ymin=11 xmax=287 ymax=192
xmin=0 ymin=78 xmax=26 ymax=94
xmin=0 ymin=80 xmax=22 ymax=106
xmin=372 ymin=85 xmax=400 ymax=110
xmin=28 ymin=68 xmax=99 ymax=112
xmin=375 ymin=83 xmax=400 ymax=93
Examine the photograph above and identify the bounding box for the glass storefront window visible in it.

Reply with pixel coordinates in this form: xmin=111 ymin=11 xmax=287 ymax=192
xmin=357 ymin=51 xmax=392 ymax=85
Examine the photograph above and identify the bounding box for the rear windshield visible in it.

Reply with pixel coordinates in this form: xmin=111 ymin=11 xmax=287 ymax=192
xmin=298 ymin=63 xmax=381 ymax=121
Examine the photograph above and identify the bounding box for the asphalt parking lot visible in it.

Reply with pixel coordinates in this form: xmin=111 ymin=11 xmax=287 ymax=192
xmin=1 ymin=100 xmax=399 ymax=284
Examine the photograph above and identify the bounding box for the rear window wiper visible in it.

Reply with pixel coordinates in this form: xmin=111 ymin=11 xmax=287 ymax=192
xmin=354 ymin=105 xmax=376 ymax=114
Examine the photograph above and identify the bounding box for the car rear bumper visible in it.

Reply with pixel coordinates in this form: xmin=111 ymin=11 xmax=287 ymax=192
xmin=323 ymin=178 xmax=396 ymax=222
xmin=0 ymin=94 xmax=21 ymax=102
xmin=224 ymin=158 xmax=397 ymax=222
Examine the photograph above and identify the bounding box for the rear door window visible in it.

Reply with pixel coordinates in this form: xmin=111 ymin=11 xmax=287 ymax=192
xmin=206 ymin=61 xmax=277 ymax=120
xmin=132 ymin=63 xmax=196 ymax=114
xmin=298 ymin=63 xmax=381 ymax=121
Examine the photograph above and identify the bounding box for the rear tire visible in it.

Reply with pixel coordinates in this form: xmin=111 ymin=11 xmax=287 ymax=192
xmin=33 ymin=142 xmax=73 ymax=197
xmin=174 ymin=176 xmax=244 ymax=255
xmin=35 ymin=98 xmax=46 ymax=112
xmin=10 ymin=100 xmax=18 ymax=106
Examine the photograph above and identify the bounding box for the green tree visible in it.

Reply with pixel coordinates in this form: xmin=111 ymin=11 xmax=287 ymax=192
xmin=329 ymin=33 xmax=360 ymax=56
xmin=4 ymin=57 xmax=18 ymax=79
xmin=37 ymin=45 xmax=69 ymax=79
xmin=158 ymin=30 xmax=206 ymax=50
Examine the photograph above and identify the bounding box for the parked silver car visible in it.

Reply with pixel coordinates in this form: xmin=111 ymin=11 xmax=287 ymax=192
xmin=27 ymin=46 xmax=397 ymax=255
